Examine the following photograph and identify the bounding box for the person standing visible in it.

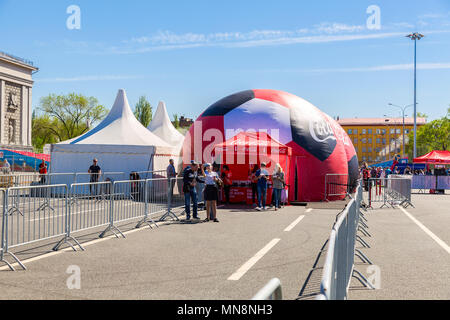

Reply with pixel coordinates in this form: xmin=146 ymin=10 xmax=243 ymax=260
xmin=362 ymin=163 xmax=370 ymax=191
xmin=255 ymin=162 xmax=269 ymax=211
xmin=38 ymin=160 xmax=48 ymax=184
xmin=249 ymin=164 xmax=259 ymax=206
xmin=3 ymin=159 xmax=11 ymax=174
xmin=88 ymin=158 xmax=102 ymax=196
xmin=196 ymin=164 xmax=206 ymax=210
xmin=182 ymin=161 xmax=202 ymax=221
xmin=203 ymin=163 xmax=221 ymax=222
xmin=167 ymin=159 xmax=177 ymax=200
xmin=221 ymin=165 xmax=233 ymax=205
xmin=272 ymin=163 xmax=285 ymax=211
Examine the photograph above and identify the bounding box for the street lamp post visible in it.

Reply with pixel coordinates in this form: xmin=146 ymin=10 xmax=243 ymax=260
xmin=406 ymin=32 xmax=424 ymax=159
xmin=388 ymin=103 xmax=415 ymax=158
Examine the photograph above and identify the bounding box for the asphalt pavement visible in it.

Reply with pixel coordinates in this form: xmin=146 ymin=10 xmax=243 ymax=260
xmin=0 ymin=203 xmax=339 ymax=300
xmin=348 ymin=192 xmax=450 ymax=300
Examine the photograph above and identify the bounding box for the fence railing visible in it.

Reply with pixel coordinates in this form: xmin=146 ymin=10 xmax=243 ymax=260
xmin=0 ymin=177 xmax=185 ymax=271
xmin=410 ymin=175 xmax=450 ymax=191
xmin=367 ymin=177 xmax=414 ymax=209
xmin=324 ymin=174 xmax=349 ymax=201
xmin=252 ymin=278 xmax=283 ymax=300
xmin=317 ymin=183 xmax=374 ymax=300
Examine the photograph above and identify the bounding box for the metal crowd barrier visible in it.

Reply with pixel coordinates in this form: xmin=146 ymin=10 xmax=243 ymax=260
xmin=324 ymin=174 xmax=349 ymax=201
xmin=135 ymin=170 xmax=167 ymax=180
xmin=252 ymin=278 xmax=283 ymax=300
xmin=159 ymin=177 xmax=185 ymax=221
xmin=0 ymin=172 xmax=127 ymax=188
xmin=387 ymin=177 xmax=413 ymax=208
xmin=318 ymin=184 xmax=374 ymax=300
xmin=368 ymin=177 xmax=413 ymax=209
xmin=0 ymin=184 xmax=70 ymax=270
xmin=0 ymin=177 xmax=188 ymax=271
xmin=411 ymin=175 xmax=435 ymax=192
xmin=437 ymin=176 xmax=450 ymax=190
xmin=367 ymin=178 xmax=388 ymax=209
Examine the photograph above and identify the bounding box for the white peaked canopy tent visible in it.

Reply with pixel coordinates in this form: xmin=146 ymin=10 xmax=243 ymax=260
xmin=148 ymin=101 xmax=185 ymax=150
xmin=50 ymin=89 xmax=176 ymax=182
xmin=147 ymin=101 xmax=185 ymax=171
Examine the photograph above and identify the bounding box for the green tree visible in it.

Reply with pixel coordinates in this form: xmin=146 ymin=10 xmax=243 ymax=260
xmin=405 ymin=108 xmax=450 ymax=159
xmin=173 ymin=113 xmax=179 ymax=128
xmin=134 ymin=96 xmax=152 ymax=127
xmin=38 ymin=93 xmax=107 ymax=142
xmin=31 ymin=113 xmax=59 ymax=152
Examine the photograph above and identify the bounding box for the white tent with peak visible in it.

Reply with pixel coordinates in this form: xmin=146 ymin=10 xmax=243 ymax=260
xmin=147 ymin=101 xmax=185 ymax=151
xmin=50 ymin=89 xmax=176 ymax=181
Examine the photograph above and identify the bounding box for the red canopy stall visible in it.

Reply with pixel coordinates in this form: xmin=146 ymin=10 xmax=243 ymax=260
xmin=413 ymin=150 xmax=450 ymax=164
xmin=213 ymin=132 xmax=292 ymax=204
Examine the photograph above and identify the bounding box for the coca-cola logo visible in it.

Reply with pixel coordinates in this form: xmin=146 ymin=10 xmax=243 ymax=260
xmin=290 ymin=107 xmax=337 ymax=161
xmin=309 ymin=119 xmax=336 ymax=143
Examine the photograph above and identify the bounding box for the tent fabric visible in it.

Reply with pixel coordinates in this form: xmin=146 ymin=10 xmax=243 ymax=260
xmin=51 ymin=89 xmax=177 ymax=176
xmin=59 ymin=89 xmax=170 ymax=147
xmin=213 ymin=131 xmax=291 ymax=204
xmin=413 ymin=150 xmax=450 ymax=164
xmin=214 ymin=131 xmax=291 ymax=157
xmin=148 ymin=101 xmax=185 ymax=148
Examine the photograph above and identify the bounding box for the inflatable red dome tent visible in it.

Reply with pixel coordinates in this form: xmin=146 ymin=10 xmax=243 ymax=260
xmin=182 ymin=89 xmax=358 ymax=202
xmin=213 ymin=131 xmax=292 ymax=204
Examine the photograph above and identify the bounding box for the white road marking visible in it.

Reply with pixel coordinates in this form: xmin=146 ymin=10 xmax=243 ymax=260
xmin=227 ymin=238 xmax=281 ymax=281
xmin=284 ymin=215 xmax=305 ymax=232
xmin=305 ymin=208 xmax=313 ymax=213
xmin=399 ymin=207 xmax=450 ymax=255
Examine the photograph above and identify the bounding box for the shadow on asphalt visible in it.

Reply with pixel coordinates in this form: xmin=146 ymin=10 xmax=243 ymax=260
xmin=296 ymin=238 xmax=329 ymax=300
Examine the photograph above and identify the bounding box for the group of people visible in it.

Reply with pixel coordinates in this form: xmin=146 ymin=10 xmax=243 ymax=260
xmin=360 ymin=161 xmax=450 ymax=191
xmin=249 ymin=163 xmax=286 ymax=211
xmin=179 ymin=160 xmax=221 ymax=222
xmin=171 ymin=159 xmax=287 ymax=222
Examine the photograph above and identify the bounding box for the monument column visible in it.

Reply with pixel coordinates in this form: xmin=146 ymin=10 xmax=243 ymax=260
xmin=21 ymin=85 xmax=28 ymax=146
xmin=28 ymin=87 xmax=32 ymax=146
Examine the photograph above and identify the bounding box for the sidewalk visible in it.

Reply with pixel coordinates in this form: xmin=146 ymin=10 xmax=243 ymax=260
xmin=348 ymin=193 xmax=450 ymax=300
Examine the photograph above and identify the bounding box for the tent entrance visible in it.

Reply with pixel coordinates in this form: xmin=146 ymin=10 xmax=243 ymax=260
xmin=293 ymin=156 xmax=306 ymax=201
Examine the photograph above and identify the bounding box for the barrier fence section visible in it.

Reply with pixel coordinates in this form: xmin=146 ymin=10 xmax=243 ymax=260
xmin=0 ymin=184 xmax=70 ymax=270
xmin=437 ymin=176 xmax=450 ymax=190
xmin=368 ymin=177 xmax=414 ymax=209
xmin=318 ymin=184 xmax=373 ymax=300
xmin=252 ymin=278 xmax=283 ymax=300
xmin=0 ymin=177 xmax=187 ymax=271
xmin=367 ymin=178 xmax=388 ymax=209
xmin=324 ymin=174 xmax=349 ymax=201
xmin=387 ymin=177 xmax=413 ymax=208
xmin=135 ymin=170 xmax=167 ymax=180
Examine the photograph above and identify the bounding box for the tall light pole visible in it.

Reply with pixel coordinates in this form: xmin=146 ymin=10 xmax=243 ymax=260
xmin=406 ymin=32 xmax=424 ymax=158
xmin=388 ymin=103 xmax=415 ymax=158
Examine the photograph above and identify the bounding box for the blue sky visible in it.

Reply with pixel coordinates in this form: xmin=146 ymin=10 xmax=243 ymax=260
xmin=1 ymin=0 xmax=449 ymax=121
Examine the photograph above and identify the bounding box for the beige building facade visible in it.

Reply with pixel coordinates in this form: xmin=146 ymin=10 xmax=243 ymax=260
xmin=0 ymin=52 xmax=37 ymax=151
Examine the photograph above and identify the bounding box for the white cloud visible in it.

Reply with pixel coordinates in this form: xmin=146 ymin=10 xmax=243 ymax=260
xmin=107 ymin=31 xmax=409 ymax=54
xmin=313 ymin=22 xmax=365 ymax=34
